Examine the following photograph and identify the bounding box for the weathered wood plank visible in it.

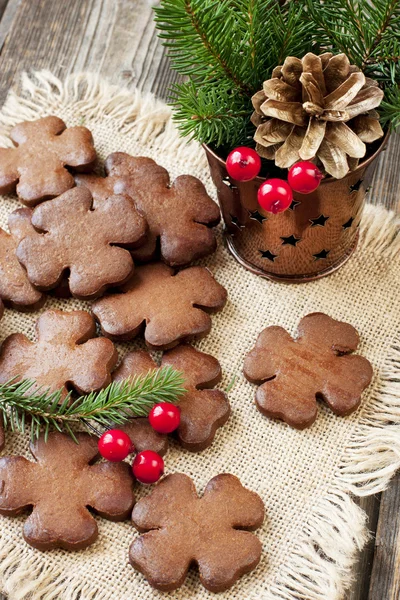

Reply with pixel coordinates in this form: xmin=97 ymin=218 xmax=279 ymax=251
xmin=369 ymin=473 xmax=400 ymax=600
xmin=348 ymin=496 xmax=381 ymax=600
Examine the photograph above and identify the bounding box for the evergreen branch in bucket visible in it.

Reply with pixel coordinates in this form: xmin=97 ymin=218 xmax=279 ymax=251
xmin=0 ymin=367 xmax=186 ymax=442
xmin=155 ymin=0 xmax=400 ymax=149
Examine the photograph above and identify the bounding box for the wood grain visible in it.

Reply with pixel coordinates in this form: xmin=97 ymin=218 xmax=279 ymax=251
xmin=369 ymin=473 xmax=400 ymax=600
xmin=0 ymin=2 xmax=397 ymax=600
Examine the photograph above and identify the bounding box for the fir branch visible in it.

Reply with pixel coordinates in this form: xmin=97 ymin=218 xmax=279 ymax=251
xmin=156 ymin=0 xmax=400 ymax=146
xmin=0 ymin=367 xmax=186 ymax=441
xmin=154 ymin=0 xmax=253 ymax=95
xmin=170 ymin=80 xmax=252 ymax=146
xmin=379 ymin=83 xmax=400 ymax=129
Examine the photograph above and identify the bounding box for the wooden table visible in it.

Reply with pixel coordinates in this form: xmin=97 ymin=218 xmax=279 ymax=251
xmin=0 ymin=1 xmax=398 ymax=599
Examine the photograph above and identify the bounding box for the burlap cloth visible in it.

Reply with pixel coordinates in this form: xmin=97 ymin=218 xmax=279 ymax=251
xmin=0 ymin=72 xmax=399 ymax=600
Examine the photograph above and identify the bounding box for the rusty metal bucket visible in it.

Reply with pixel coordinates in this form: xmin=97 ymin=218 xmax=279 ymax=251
xmin=204 ymin=136 xmax=388 ymax=283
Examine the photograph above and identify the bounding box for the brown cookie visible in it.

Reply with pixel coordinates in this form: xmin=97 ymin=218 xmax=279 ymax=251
xmin=130 ymin=473 xmax=264 ymax=592
xmin=113 ymin=350 xmax=169 ymax=456
xmin=114 ymin=345 xmax=230 ymax=452
xmin=75 ymin=152 xmax=220 ymax=266
xmin=0 ymin=432 xmax=134 ymax=550
xmin=92 ymin=262 xmax=227 ymax=349
xmin=0 ymin=116 xmax=96 ymax=206
xmin=120 ymin=418 xmax=169 ymax=457
xmin=243 ymin=313 xmax=373 ymax=429
xmin=0 ymin=224 xmax=45 ymax=311
xmin=9 ymin=186 xmax=147 ymax=299
xmin=0 ymin=309 xmax=118 ymax=399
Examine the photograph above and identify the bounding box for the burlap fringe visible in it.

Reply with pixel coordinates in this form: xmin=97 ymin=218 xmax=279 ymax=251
xmin=0 ymin=71 xmax=398 ymax=600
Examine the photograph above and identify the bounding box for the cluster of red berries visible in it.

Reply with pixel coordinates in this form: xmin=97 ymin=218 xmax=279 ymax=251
xmin=98 ymin=402 xmax=180 ymax=484
xmin=226 ymin=147 xmax=323 ymax=214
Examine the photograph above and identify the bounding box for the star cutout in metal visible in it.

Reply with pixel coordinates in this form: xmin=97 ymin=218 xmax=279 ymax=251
xmin=313 ymin=249 xmax=330 ymax=260
xmin=342 ymin=217 xmax=354 ymax=230
xmin=280 ymin=235 xmax=301 ymax=247
xmin=310 ymin=214 xmax=329 ymax=227
xmin=230 ymin=214 xmax=245 ymax=229
xmin=249 ymin=210 xmax=267 ymax=224
xmin=259 ymin=249 xmax=278 ymax=262
xmin=350 ymin=179 xmax=363 ymax=193
xmin=289 ymin=200 xmax=301 ymax=211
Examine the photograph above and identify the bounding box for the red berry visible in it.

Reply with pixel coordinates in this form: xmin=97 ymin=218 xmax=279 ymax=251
xmin=132 ymin=450 xmax=164 ymax=484
xmin=98 ymin=429 xmax=133 ymax=462
xmin=226 ymin=146 xmax=261 ymax=182
xmin=257 ymin=178 xmax=293 ymax=214
xmin=288 ymin=161 xmax=323 ymax=194
xmin=149 ymin=402 xmax=181 ymax=434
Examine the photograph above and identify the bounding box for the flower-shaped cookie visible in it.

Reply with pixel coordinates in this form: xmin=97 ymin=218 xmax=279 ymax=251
xmin=0 ymin=224 xmax=44 ymax=310
xmin=0 ymin=432 xmax=134 ymax=550
xmin=75 ymin=152 xmax=221 ymax=266
xmin=92 ymin=262 xmax=227 ymax=349
xmin=9 ymin=187 xmax=147 ymax=299
xmin=0 ymin=309 xmax=117 ymax=399
xmin=244 ymin=313 xmax=373 ymax=429
xmin=130 ymin=473 xmax=264 ymax=592
xmin=0 ymin=116 xmax=96 ymax=205
xmin=114 ymin=344 xmax=230 ymax=452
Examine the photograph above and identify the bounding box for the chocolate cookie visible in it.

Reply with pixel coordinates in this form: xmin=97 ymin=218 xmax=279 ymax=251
xmin=0 ymin=309 xmax=118 ymax=399
xmin=120 ymin=418 xmax=169 ymax=457
xmin=0 ymin=222 xmax=44 ymax=310
xmin=244 ymin=313 xmax=373 ymax=429
xmin=75 ymin=152 xmax=220 ymax=266
xmin=130 ymin=473 xmax=265 ymax=592
xmin=92 ymin=262 xmax=227 ymax=349
xmin=0 ymin=116 xmax=96 ymax=206
xmin=114 ymin=345 xmax=230 ymax=452
xmin=0 ymin=432 xmax=134 ymax=550
xmin=9 ymin=187 xmax=147 ymax=299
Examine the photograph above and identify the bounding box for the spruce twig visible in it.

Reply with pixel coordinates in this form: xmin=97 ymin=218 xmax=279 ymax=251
xmin=155 ymin=0 xmax=400 ymax=147
xmin=0 ymin=367 xmax=186 ymax=441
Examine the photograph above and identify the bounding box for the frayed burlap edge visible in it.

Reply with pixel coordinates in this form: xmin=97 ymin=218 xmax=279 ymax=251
xmin=0 ymin=71 xmax=399 ymax=600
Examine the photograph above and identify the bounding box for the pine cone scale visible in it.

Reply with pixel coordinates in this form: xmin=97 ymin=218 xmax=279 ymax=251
xmin=263 ymin=79 xmax=299 ymax=103
xmin=324 ymin=72 xmax=366 ymax=112
xmin=346 ymin=86 xmax=384 ymax=119
xmin=275 ymin=127 xmax=305 ymax=168
xmin=325 ymin=122 xmax=366 ymax=158
xmin=299 ymin=120 xmax=327 ymax=161
xmin=260 ymin=100 xmax=306 ymax=126
xmin=318 ymin=139 xmax=349 ymax=179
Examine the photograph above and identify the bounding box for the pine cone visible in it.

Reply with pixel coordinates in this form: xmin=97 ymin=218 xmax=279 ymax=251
xmin=252 ymin=53 xmax=384 ymax=179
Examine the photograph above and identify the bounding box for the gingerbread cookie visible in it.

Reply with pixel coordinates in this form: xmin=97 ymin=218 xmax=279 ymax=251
xmin=9 ymin=187 xmax=147 ymax=299
xmin=130 ymin=473 xmax=264 ymax=592
xmin=0 ymin=432 xmax=134 ymax=550
xmin=120 ymin=418 xmax=169 ymax=456
xmin=0 ymin=116 xmax=96 ymax=206
xmin=243 ymin=313 xmax=373 ymax=429
xmin=75 ymin=152 xmax=220 ymax=266
xmin=92 ymin=262 xmax=227 ymax=349
xmin=114 ymin=345 xmax=230 ymax=452
xmin=0 ymin=309 xmax=117 ymax=399
xmin=0 ymin=224 xmax=44 ymax=310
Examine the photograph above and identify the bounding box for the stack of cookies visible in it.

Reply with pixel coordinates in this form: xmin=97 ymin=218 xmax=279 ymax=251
xmin=0 ymin=116 xmax=373 ymax=593
xmin=0 ymin=115 xmax=263 ymax=593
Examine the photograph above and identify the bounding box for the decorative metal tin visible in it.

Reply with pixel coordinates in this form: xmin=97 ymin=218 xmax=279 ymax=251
xmin=204 ymin=136 xmax=388 ymax=283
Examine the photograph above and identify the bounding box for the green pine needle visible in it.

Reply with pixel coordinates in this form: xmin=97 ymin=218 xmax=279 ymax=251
xmin=0 ymin=367 xmax=186 ymax=441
